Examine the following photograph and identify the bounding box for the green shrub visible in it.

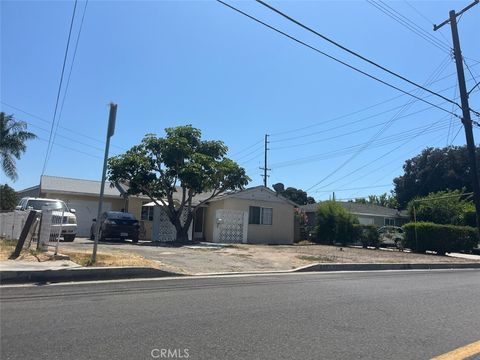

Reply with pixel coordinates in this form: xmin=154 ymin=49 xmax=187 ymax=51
xmin=403 ymin=222 xmax=478 ymax=255
xmin=314 ymin=201 xmax=358 ymax=246
xmin=353 ymin=224 xmax=380 ymax=248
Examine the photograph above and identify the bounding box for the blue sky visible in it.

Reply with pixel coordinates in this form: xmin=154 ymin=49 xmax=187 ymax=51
xmin=1 ymin=0 xmax=479 ymax=201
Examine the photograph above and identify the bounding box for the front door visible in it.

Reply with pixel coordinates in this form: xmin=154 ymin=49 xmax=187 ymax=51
xmin=193 ymin=207 xmax=204 ymax=240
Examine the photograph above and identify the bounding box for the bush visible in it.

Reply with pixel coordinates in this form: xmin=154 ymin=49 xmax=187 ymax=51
xmin=314 ymin=201 xmax=358 ymax=246
xmin=353 ymin=224 xmax=380 ymax=248
xmin=403 ymin=222 xmax=478 ymax=255
xmin=407 ymin=189 xmax=474 ymax=226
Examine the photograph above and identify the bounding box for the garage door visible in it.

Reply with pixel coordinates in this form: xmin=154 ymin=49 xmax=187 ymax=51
xmin=67 ymin=200 xmax=112 ymax=237
xmin=358 ymin=217 xmax=374 ymax=225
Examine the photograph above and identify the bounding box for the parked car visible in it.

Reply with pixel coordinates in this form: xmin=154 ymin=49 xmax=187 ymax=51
xmin=16 ymin=197 xmax=77 ymax=242
xmin=90 ymin=211 xmax=139 ymax=243
xmin=377 ymin=226 xmax=404 ymax=249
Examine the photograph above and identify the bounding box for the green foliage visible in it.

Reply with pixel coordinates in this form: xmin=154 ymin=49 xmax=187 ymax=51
xmin=353 ymin=224 xmax=380 ymax=248
xmin=0 ymin=184 xmax=17 ymax=210
xmin=407 ymin=189 xmax=474 ymax=226
xmin=107 ymin=125 xmax=250 ymax=242
xmin=272 ymin=184 xmax=315 ymax=205
xmin=314 ymin=201 xmax=358 ymax=246
xmin=0 ymin=113 xmax=37 ymax=181
xmin=354 ymin=193 xmax=397 ymax=209
xmin=403 ymin=222 xmax=478 ymax=255
xmin=393 ymin=146 xmax=480 ymax=208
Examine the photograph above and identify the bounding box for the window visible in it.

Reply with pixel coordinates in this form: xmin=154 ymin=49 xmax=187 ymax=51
xmin=141 ymin=202 xmax=154 ymax=221
xmin=384 ymin=218 xmax=395 ymax=226
xmin=249 ymin=206 xmax=273 ymax=225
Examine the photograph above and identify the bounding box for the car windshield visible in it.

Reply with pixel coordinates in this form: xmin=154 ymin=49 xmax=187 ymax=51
xmin=106 ymin=212 xmax=136 ymax=220
xmin=27 ymin=200 xmax=69 ymax=211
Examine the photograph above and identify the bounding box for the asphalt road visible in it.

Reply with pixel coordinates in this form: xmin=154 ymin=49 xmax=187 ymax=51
xmin=1 ymin=270 xmax=479 ymax=360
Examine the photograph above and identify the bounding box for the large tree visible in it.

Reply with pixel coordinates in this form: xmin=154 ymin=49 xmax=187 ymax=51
xmin=0 ymin=112 xmax=37 ymax=181
xmin=393 ymin=146 xmax=480 ymax=208
xmin=0 ymin=184 xmax=17 ymax=210
xmin=272 ymin=183 xmax=315 ymax=205
xmin=354 ymin=193 xmax=397 ymax=209
xmin=107 ymin=126 xmax=250 ymax=242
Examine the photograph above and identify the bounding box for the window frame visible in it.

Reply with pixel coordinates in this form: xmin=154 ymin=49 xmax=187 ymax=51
xmin=248 ymin=206 xmax=273 ymax=225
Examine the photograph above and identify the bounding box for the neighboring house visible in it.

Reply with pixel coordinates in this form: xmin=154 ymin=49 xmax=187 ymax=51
xmin=301 ymin=201 xmax=409 ymax=230
xmin=17 ymin=176 xmax=134 ymax=237
xmin=17 ymin=176 xmax=296 ymax=244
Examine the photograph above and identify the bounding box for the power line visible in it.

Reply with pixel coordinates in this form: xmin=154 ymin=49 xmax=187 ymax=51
xmin=47 ymin=0 xmax=89 ymax=165
xmin=314 ymin=184 xmax=392 ymax=193
xmin=269 ymin=63 xmax=478 ymax=137
xmin=0 ymin=102 xmax=128 ymax=152
xmin=313 ymin=118 xmax=450 ymax=192
xmin=230 ymin=138 xmax=264 ymax=157
xmin=271 ymin=120 xmax=451 ymax=169
xmin=42 ymin=0 xmax=78 ymax=176
xmin=254 ymin=0 xmax=462 ymax=110
xmin=366 ymin=0 xmax=451 ymax=53
xmin=216 ymin=0 xmax=461 ymax=118
xmin=304 ymin=54 xmax=454 ymax=192
xmin=404 ymin=0 xmax=451 ymax=44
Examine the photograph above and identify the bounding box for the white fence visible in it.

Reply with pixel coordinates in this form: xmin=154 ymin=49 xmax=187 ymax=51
xmin=0 ymin=210 xmax=64 ymax=253
xmin=0 ymin=211 xmax=29 ymax=240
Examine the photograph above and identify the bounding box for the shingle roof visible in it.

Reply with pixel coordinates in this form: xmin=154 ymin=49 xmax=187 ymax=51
xmin=40 ymin=175 xmax=125 ymax=198
xmin=39 ymin=175 xmax=215 ymax=205
xmin=301 ymin=201 xmax=408 ymax=218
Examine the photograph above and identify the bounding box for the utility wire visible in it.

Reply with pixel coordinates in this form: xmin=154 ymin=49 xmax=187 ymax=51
xmin=47 ymin=0 xmax=89 ymax=165
xmin=1 ymin=102 xmax=128 ymax=152
xmin=304 ymin=54 xmax=453 ymax=192
xmin=216 ymin=0 xmax=460 ymax=118
xmin=41 ymin=0 xmax=78 ymax=175
xmin=404 ymin=0 xmax=451 ymax=44
xmin=230 ymin=138 xmax=264 ymax=157
xmin=254 ymin=0 xmax=462 ymax=110
xmin=367 ymin=0 xmax=451 ymax=53
xmin=269 ymin=63 xmax=478 ymax=137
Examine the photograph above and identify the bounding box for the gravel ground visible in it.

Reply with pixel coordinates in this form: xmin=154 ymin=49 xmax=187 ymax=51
xmin=57 ymin=238 xmax=479 ymax=274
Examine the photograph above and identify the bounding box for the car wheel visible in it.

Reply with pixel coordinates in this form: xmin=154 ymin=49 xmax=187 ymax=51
xmin=64 ymin=234 xmax=75 ymax=242
xmin=132 ymin=237 xmax=138 ymax=244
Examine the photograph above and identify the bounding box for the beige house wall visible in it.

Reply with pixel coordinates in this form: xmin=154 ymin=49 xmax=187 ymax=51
xmin=42 ymin=192 xmax=126 ymax=211
xmin=204 ymin=197 xmax=294 ymax=244
xmin=204 ymin=199 xmax=226 ymax=242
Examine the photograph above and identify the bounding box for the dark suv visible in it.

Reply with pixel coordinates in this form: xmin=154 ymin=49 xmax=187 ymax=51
xmin=90 ymin=211 xmax=140 ymax=243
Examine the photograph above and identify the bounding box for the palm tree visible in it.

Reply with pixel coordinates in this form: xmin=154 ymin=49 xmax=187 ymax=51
xmin=0 ymin=112 xmax=37 ymax=181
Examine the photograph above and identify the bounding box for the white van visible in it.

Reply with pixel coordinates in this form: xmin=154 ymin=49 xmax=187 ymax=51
xmin=16 ymin=197 xmax=78 ymax=242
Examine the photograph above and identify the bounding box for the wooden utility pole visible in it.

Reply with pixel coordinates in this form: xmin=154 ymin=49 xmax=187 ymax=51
xmin=260 ymin=134 xmax=270 ymax=187
xmin=92 ymin=103 xmax=117 ymax=263
xmin=434 ymin=0 xmax=480 ymax=236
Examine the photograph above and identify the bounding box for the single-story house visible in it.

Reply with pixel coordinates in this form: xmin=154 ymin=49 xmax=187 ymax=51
xmin=17 ymin=176 xmax=296 ymax=244
xmin=301 ymin=201 xmax=409 ymax=230
xmin=203 ymin=186 xmax=296 ymax=245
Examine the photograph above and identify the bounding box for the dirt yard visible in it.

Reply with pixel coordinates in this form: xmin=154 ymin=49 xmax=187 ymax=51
xmin=2 ymin=238 xmax=479 ymax=275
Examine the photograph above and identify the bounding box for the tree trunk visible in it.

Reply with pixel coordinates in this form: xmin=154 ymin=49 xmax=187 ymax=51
xmin=173 ymin=213 xmax=194 ymax=244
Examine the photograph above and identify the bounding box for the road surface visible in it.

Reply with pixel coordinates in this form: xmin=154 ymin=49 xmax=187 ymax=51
xmin=1 ymin=270 xmax=479 ymax=359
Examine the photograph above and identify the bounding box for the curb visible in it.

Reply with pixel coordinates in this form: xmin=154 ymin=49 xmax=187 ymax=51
xmin=0 ymin=266 xmax=182 ymax=285
xmin=293 ymin=262 xmax=480 ymax=272
xmin=1 ymin=262 xmax=479 ymax=284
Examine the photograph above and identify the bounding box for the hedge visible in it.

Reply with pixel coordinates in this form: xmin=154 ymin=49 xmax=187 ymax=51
xmin=353 ymin=224 xmax=380 ymax=248
xmin=403 ymin=222 xmax=478 ymax=255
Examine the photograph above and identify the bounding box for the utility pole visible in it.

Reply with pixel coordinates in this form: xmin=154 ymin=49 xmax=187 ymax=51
xmin=259 ymin=134 xmax=270 ymax=187
xmin=434 ymin=0 xmax=480 ymax=236
xmin=92 ymin=103 xmax=117 ymax=263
